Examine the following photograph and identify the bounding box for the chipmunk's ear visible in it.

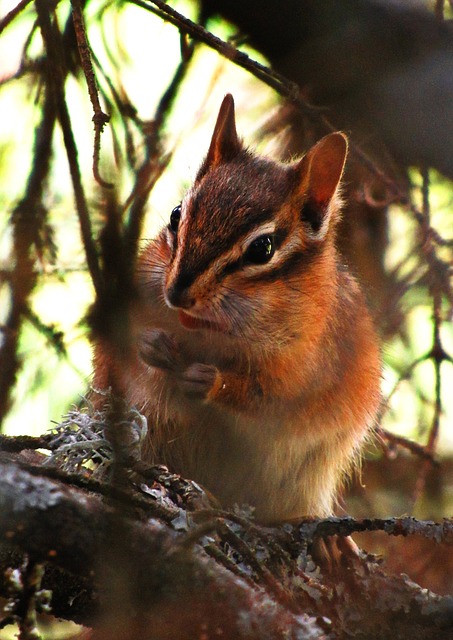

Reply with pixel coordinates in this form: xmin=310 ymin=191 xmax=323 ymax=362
xmin=198 ymin=94 xmax=242 ymax=178
xmin=294 ymin=132 xmax=348 ymax=239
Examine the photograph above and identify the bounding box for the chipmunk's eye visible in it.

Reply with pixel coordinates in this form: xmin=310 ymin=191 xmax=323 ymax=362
xmin=169 ymin=204 xmax=181 ymax=233
xmin=244 ymin=235 xmax=275 ymax=265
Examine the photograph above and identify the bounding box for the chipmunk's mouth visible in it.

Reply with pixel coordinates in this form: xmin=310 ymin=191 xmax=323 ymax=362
xmin=178 ymin=309 xmax=225 ymax=332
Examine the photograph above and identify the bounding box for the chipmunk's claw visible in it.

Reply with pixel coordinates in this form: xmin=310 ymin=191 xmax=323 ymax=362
xmin=179 ymin=362 xmax=218 ymax=399
xmin=139 ymin=329 xmax=180 ymax=372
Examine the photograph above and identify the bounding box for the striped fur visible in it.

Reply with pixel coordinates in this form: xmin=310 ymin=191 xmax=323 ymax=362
xmin=93 ymin=95 xmax=381 ymax=521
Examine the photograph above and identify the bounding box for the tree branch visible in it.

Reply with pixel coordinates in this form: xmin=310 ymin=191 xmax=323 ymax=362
xmin=34 ymin=0 xmax=103 ymax=297
xmin=70 ymin=0 xmax=112 ymax=188
xmin=0 ymin=0 xmax=33 ymax=35
xmin=1 ymin=457 xmax=453 ymax=638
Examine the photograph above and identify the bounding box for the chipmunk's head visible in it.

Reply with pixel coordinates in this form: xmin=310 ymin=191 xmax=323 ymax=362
xmin=161 ymin=95 xmax=348 ymax=345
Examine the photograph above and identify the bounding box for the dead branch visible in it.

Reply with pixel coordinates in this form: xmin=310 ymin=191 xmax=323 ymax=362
xmin=1 ymin=455 xmax=453 ymax=639
xmin=125 ymin=0 xmax=399 ymax=203
xmin=0 ymin=0 xmax=33 ymax=35
xmin=201 ymin=0 xmax=453 ymax=179
xmin=293 ymin=515 xmax=453 ymax=545
xmin=70 ymin=0 xmax=112 ymax=188
xmin=0 ymin=458 xmax=324 ymax=638
xmin=34 ymin=0 xmax=103 ymax=297
xmin=125 ymin=0 xmax=306 ymax=112
xmin=376 ymin=426 xmax=440 ymax=465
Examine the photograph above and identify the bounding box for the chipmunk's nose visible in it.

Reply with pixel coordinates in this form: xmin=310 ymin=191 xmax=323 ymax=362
xmin=165 ymin=270 xmax=195 ymax=309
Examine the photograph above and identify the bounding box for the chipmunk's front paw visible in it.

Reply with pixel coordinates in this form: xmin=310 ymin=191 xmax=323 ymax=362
xmin=179 ymin=363 xmax=220 ymax=400
xmin=138 ymin=329 xmax=180 ymax=372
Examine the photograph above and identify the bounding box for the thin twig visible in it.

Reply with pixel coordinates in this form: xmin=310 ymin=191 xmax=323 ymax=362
xmin=176 ymin=520 xmax=218 ymax=550
xmin=216 ymin=519 xmax=300 ymax=612
xmin=295 ymin=515 xmax=453 ymax=545
xmin=125 ymin=0 xmax=307 ymax=108
xmin=34 ymin=0 xmax=103 ymax=297
xmin=385 ymin=352 xmax=430 ymax=404
xmin=123 ymin=0 xmax=403 ymax=198
xmin=375 ymin=426 xmax=439 ymax=465
xmin=0 ymin=0 xmax=33 ymax=35
xmin=203 ymin=542 xmax=257 ymax=586
xmin=91 ymin=48 xmax=141 ymax=171
xmin=411 ymin=172 xmax=447 ymax=503
xmin=24 ymin=308 xmax=67 ymax=357
xmin=57 ymin=75 xmax=104 ymax=297
xmin=70 ymin=0 xmax=112 ymax=188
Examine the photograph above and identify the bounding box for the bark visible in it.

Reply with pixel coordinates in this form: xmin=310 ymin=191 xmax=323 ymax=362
xmin=1 ymin=455 xmax=453 ymax=639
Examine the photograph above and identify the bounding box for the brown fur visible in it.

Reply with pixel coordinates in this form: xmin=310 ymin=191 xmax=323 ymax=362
xmin=92 ymin=94 xmax=381 ymax=521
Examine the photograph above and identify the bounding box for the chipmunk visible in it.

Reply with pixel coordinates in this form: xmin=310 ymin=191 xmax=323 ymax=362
xmin=93 ymin=94 xmax=381 ymax=522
